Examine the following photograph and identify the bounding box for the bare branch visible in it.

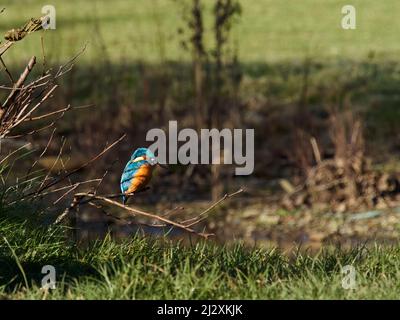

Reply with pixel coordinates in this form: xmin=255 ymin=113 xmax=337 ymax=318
xmin=56 ymin=188 xmax=243 ymax=239
xmin=27 ymin=135 xmax=126 ymax=199
xmin=2 ymin=56 xmax=36 ymax=109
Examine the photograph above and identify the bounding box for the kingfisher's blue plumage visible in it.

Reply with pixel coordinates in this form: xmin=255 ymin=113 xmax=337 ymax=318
xmin=120 ymin=148 xmax=156 ymax=204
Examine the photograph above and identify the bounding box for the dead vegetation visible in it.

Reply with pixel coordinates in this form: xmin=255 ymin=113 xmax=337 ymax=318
xmin=179 ymin=0 xmax=242 ymax=201
xmin=281 ymin=110 xmax=400 ymax=213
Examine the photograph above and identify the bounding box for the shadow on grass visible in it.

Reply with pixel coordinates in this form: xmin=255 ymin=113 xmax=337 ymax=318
xmin=0 ymin=208 xmax=99 ymax=293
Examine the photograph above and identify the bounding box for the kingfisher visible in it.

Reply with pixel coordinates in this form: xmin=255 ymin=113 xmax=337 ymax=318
xmin=120 ymin=148 xmax=158 ymax=204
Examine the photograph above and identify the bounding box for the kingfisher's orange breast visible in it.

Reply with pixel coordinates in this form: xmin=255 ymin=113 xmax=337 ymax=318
xmin=126 ymin=164 xmax=153 ymax=194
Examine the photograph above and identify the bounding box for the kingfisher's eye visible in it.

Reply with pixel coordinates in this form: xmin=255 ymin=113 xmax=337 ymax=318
xmin=148 ymin=157 xmax=157 ymax=165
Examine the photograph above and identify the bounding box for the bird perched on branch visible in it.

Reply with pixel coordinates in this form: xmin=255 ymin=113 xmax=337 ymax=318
xmin=120 ymin=148 xmax=158 ymax=204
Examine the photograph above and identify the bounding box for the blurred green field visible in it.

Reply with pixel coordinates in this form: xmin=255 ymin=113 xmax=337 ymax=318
xmin=1 ymin=0 xmax=400 ymax=65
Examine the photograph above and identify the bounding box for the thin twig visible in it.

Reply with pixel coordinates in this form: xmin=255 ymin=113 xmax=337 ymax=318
xmin=56 ymin=188 xmax=243 ymax=239
xmin=34 ymin=135 xmax=126 ymax=197
xmin=3 ymin=56 xmax=36 ymax=109
xmin=0 ymin=56 xmax=14 ymax=84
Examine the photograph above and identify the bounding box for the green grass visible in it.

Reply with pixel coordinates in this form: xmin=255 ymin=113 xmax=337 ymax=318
xmin=1 ymin=217 xmax=400 ymax=299
xmin=1 ymin=0 xmax=400 ymax=65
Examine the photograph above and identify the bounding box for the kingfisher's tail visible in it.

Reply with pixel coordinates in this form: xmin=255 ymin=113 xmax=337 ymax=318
xmin=122 ymin=195 xmax=127 ymax=205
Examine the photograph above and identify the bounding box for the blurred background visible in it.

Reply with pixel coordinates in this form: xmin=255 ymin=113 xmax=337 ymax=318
xmin=1 ymin=0 xmax=400 ymax=251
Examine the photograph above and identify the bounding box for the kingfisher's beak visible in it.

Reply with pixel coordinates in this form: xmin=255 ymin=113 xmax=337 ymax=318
xmin=148 ymin=157 xmax=169 ymax=170
xmin=157 ymin=163 xmax=169 ymax=170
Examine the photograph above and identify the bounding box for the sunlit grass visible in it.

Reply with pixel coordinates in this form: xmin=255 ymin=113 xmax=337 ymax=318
xmin=1 ymin=0 xmax=400 ymax=65
xmin=1 ymin=216 xmax=400 ymax=299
